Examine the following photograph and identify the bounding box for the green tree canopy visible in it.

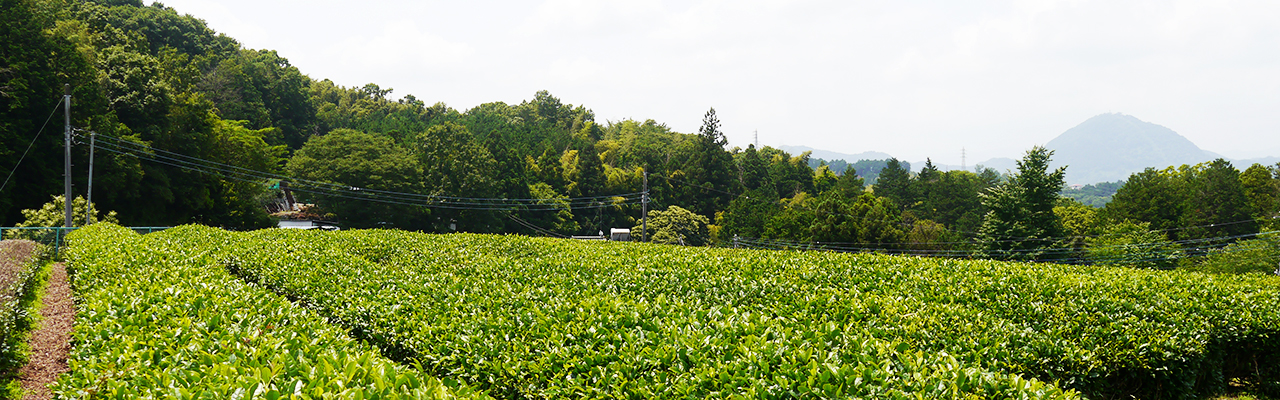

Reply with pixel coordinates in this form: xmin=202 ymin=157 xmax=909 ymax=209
xmin=414 ymin=122 xmax=498 ymax=232
xmin=1102 ymin=167 xmax=1184 ymax=239
xmin=1087 ymin=220 xmax=1181 ymax=270
xmin=0 ymin=0 xmax=95 ymax=224
xmin=976 ymin=146 xmax=1066 ymax=261
xmin=833 ymin=166 xmax=865 ymax=197
xmin=7 ymin=195 xmax=117 ymax=229
xmin=1177 ymin=159 xmax=1256 ymax=241
xmin=1240 ymin=163 xmax=1279 ymax=231
xmin=524 ymin=182 xmax=578 ymax=235
xmin=874 ymin=158 xmax=911 ymax=209
xmin=286 ymin=129 xmax=422 ymax=229
xmin=1187 ymin=232 xmax=1280 ymax=274
xmin=809 ymin=191 xmax=905 ymax=247
xmin=736 ymin=144 xmax=770 ymax=191
xmin=812 ymin=165 xmax=839 ymax=194
xmin=634 ymin=205 xmax=710 ymax=246
xmin=911 ymin=170 xmax=993 ymax=234
xmin=716 ymin=187 xmax=781 ymax=241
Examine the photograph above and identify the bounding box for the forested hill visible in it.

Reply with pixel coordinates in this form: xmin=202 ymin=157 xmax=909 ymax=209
xmin=5 ymin=0 xmax=1278 ymax=260
xmin=0 ymin=0 xmax=828 ymax=234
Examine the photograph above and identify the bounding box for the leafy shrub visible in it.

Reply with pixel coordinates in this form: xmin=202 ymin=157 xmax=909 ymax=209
xmin=1087 ymin=220 xmax=1182 ymax=270
xmin=1188 ymin=232 xmax=1280 ymax=275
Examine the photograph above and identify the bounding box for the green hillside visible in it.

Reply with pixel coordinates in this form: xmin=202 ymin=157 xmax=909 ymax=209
xmin=4 ymin=0 xmax=1279 ymax=271
xmin=1 ymin=0 xmax=821 ymax=236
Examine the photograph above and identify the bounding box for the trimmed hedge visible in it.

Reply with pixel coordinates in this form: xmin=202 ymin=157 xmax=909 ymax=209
xmin=195 ymin=227 xmax=1082 ymax=398
xmin=66 ymin=224 xmax=1280 ymax=398
xmin=57 ymin=224 xmax=490 ymax=399
xmin=0 ymin=239 xmax=46 ymax=397
xmin=209 ymin=228 xmax=1279 ymax=399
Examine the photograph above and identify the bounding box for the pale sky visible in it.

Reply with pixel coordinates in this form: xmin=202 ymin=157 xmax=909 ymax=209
xmin=157 ymin=0 xmax=1280 ymax=164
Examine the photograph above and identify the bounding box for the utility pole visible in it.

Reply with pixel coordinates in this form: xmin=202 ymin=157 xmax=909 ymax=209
xmin=642 ymin=170 xmax=648 ymax=243
xmin=63 ymin=84 xmax=72 ymax=228
xmin=86 ymin=130 xmax=95 ymax=225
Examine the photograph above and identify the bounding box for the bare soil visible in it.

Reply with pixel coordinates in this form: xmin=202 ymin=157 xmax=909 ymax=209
xmin=17 ymin=263 xmax=71 ymax=400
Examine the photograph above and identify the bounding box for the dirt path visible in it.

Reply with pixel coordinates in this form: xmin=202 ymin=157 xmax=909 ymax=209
xmin=17 ymin=262 xmax=72 ymax=400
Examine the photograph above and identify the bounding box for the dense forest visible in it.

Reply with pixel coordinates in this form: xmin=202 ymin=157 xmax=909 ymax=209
xmin=1060 ymin=180 xmax=1123 ymax=207
xmin=807 ymin=158 xmax=909 ymax=185
xmin=3 ymin=0 xmax=1279 ymax=270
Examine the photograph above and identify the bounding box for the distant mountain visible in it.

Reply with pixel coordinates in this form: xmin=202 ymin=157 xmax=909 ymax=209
xmin=1237 ymin=156 xmax=1280 ymax=167
xmin=776 ymin=145 xmax=893 ymax=163
xmin=782 ymin=113 xmax=1276 ymax=185
xmin=973 ymin=157 xmax=1018 ymax=173
xmin=1046 ymin=113 xmax=1218 ymax=185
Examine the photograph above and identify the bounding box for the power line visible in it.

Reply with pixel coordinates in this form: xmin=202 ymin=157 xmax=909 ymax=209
xmin=98 ymin=143 xmax=641 ymax=211
xmin=93 ymin=133 xmax=645 ymax=211
xmin=84 ymin=130 xmax=1280 ymax=259
xmin=0 ymin=99 xmax=62 ymax=194
xmin=505 ymin=212 xmax=569 ymax=238
xmin=96 ymin=133 xmax=639 ymax=203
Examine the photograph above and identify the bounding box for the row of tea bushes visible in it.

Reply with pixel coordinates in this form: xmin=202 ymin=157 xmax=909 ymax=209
xmin=58 ymin=224 xmax=490 ymax=399
xmin=202 ymin=227 xmax=1279 ymax=399
xmin=0 ymin=239 xmax=46 ymax=396
xmin=196 ymin=227 xmax=1079 ymax=399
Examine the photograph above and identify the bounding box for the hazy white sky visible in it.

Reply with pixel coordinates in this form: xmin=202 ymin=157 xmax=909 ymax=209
xmin=158 ymin=0 xmax=1280 ymax=164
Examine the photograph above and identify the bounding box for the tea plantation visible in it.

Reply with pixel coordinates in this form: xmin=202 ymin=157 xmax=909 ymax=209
xmin=57 ymin=224 xmax=1280 ymax=399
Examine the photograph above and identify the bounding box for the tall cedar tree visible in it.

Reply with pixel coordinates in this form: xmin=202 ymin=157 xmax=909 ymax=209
xmin=909 ymin=158 xmax=940 ymax=215
xmin=834 ymin=167 xmax=865 ymax=197
xmin=875 ymin=158 xmax=912 ymax=209
xmin=738 ymin=144 xmax=770 ymax=191
xmin=687 ymin=108 xmax=737 ymax=219
xmin=977 ymin=146 xmax=1066 ymax=261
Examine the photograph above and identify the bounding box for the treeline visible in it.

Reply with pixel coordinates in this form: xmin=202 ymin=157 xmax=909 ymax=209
xmin=2 ymin=0 xmax=289 ymax=228
xmin=735 ymin=147 xmax=1280 ymax=272
xmin=807 ymin=158 xmax=911 ymax=185
xmin=1063 ymin=160 xmax=1280 ymax=271
xmin=1060 ymin=180 xmax=1123 ymax=207
xmin=0 ymin=0 xmax=824 ymax=235
xmin=3 ymin=0 xmax=1279 ymax=272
